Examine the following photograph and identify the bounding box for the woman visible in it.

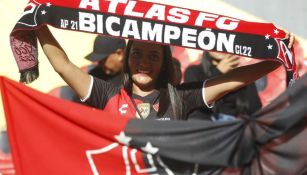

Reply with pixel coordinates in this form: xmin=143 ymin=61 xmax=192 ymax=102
xmin=36 ymin=26 xmax=294 ymax=120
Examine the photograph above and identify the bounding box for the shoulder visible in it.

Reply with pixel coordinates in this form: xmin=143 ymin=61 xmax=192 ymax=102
xmin=185 ymin=64 xmax=203 ymax=74
xmin=92 ymin=76 xmax=121 ymax=94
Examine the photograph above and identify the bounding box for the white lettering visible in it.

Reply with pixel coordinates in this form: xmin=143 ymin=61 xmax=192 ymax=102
xmin=124 ymin=1 xmax=144 ymax=17
xmin=119 ymin=104 xmax=128 ymax=114
xmin=217 ymin=33 xmax=235 ymax=53
xmin=145 ymin=4 xmax=165 ymax=20
xmin=164 ymin=25 xmax=181 ymax=44
xmin=216 ymin=17 xmax=239 ymax=30
xmin=235 ymin=45 xmax=252 ymax=57
xmin=106 ymin=16 xmax=120 ymax=36
xmin=142 ymin=22 xmax=163 ymax=42
xmin=97 ymin=14 xmax=103 ymax=33
xmin=182 ymin=28 xmax=197 ymax=48
xmin=79 ymin=0 xmax=99 ymax=10
xmin=122 ymin=19 xmax=141 ymax=39
xmin=79 ymin=12 xmax=96 ymax=32
xmin=195 ymin=12 xmax=218 ymax=26
xmin=198 ymin=29 xmax=216 ymax=50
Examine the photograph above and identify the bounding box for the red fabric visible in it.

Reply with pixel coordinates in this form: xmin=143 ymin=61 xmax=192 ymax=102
xmin=0 ymin=76 xmax=149 ymax=175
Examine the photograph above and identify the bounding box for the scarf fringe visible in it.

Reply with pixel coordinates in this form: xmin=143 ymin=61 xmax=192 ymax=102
xmin=20 ymin=66 xmax=39 ymax=84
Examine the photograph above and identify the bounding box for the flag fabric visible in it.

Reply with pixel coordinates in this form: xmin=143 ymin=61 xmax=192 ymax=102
xmin=10 ymin=0 xmax=298 ymax=84
xmin=1 ymin=74 xmax=306 ymax=175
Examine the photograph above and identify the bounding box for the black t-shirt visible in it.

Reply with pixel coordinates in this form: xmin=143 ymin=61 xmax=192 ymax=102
xmin=83 ymin=77 xmax=208 ymax=120
xmin=89 ymin=66 xmax=123 ymax=87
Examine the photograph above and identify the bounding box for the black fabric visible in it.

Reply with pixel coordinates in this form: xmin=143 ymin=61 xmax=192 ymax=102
xmin=85 ymin=78 xmax=207 ymax=120
xmin=184 ymin=54 xmax=262 ymax=119
xmin=89 ymin=66 xmax=123 ymax=87
xmin=55 ymin=70 xmax=123 ymax=103
xmin=84 ymin=77 xmax=120 ymax=109
xmin=124 ymin=73 xmax=307 ymax=174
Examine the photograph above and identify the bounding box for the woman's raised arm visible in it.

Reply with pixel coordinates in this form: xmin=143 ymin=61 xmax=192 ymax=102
xmin=204 ymin=31 xmax=295 ymax=105
xmin=204 ymin=60 xmax=280 ymax=105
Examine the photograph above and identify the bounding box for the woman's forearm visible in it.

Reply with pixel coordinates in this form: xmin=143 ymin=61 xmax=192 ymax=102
xmin=36 ymin=26 xmax=91 ymax=99
xmin=223 ymin=60 xmax=280 ymax=89
xmin=36 ymin=26 xmax=70 ymax=73
xmin=204 ymin=60 xmax=281 ymax=104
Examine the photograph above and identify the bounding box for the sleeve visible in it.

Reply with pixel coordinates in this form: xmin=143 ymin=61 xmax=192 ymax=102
xmin=177 ymin=82 xmax=213 ymax=115
xmin=81 ymin=76 xmax=119 ymax=109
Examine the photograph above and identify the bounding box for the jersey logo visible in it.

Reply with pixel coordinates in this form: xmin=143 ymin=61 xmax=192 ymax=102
xmin=18 ymin=0 xmax=42 ymax=27
xmin=119 ymin=104 xmax=128 ymax=114
xmin=276 ymin=38 xmax=294 ymax=70
xmin=153 ymin=103 xmax=159 ymax=112
xmin=85 ymin=132 xmax=175 ymax=175
xmin=136 ymin=103 xmax=150 ymax=119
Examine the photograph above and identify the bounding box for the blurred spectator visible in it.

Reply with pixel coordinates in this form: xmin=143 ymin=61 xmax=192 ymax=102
xmin=0 ymin=131 xmax=10 ymax=153
xmin=0 ymin=130 xmax=15 ymax=175
xmin=184 ymin=51 xmax=262 ymax=121
xmin=85 ymin=36 xmax=126 ymax=86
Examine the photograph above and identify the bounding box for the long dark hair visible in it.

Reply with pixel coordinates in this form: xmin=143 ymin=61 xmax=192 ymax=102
xmin=122 ymin=40 xmax=182 ymax=119
xmin=201 ymin=52 xmax=250 ymax=115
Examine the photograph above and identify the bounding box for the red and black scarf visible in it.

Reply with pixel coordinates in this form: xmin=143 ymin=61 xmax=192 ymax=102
xmin=10 ymin=0 xmax=298 ymax=84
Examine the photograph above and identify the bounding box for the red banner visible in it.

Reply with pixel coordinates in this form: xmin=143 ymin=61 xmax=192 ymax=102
xmin=1 ymin=75 xmax=307 ymax=174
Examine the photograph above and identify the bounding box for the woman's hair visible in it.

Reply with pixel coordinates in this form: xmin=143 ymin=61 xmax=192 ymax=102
xmin=122 ymin=40 xmax=182 ymax=119
xmin=201 ymin=52 xmax=250 ymax=115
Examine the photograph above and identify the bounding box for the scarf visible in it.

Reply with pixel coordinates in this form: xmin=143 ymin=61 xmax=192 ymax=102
xmin=10 ymin=0 xmax=298 ymax=84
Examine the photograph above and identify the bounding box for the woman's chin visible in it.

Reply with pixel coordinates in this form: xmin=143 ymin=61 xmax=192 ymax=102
xmin=133 ymin=77 xmax=155 ymax=89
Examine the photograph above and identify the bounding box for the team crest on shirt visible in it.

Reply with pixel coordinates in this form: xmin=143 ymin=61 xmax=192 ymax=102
xmin=136 ymin=103 xmax=151 ymax=119
xmin=153 ymin=103 xmax=159 ymax=112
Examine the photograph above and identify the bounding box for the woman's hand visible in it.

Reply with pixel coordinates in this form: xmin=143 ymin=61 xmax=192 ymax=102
xmin=283 ymin=29 xmax=295 ymax=49
xmin=216 ymin=54 xmax=240 ymax=74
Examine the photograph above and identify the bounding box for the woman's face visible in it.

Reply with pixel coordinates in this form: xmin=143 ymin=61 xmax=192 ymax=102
xmin=128 ymin=41 xmax=164 ymax=90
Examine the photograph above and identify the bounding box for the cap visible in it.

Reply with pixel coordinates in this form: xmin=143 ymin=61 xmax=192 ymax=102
xmin=85 ymin=36 xmax=126 ymax=62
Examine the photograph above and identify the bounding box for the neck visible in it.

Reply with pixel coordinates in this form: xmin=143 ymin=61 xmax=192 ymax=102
xmin=132 ymin=83 xmax=155 ymax=97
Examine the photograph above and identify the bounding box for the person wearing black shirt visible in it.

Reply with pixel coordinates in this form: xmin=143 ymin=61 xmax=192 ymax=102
xmin=184 ymin=52 xmax=262 ymax=121
xmin=36 ymin=26 xmax=295 ymax=120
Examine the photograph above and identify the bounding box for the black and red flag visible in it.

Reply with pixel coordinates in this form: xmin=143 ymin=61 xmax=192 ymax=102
xmin=1 ymin=74 xmax=306 ymax=175
xmin=10 ymin=0 xmax=298 ymax=84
